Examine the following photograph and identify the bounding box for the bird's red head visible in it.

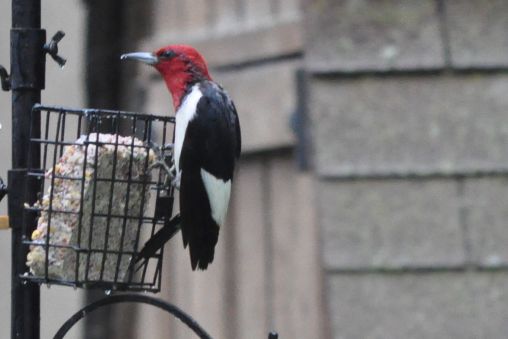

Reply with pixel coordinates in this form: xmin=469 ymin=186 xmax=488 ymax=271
xmin=122 ymin=45 xmax=211 ymax=109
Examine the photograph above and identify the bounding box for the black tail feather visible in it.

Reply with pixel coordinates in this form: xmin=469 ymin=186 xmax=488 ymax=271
xmin=180 ymin=166 xmax=222 ymax=271
xmin=189 ymin=223 xmax=219 ymax=270
xmin=133 ymin=214 xmax=181 ymax=266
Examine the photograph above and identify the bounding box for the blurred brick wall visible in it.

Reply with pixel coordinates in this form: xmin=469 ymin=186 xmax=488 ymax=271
xmin=304 ymin=0 xmax=508 ymax=338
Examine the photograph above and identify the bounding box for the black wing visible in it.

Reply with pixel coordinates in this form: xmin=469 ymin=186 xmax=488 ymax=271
xmin=179 ymin=81 xmax=241 ymax=270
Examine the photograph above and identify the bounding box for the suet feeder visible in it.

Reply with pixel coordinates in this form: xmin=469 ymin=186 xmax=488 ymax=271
xmin=21 ymin=105 xmax=176 ymax=292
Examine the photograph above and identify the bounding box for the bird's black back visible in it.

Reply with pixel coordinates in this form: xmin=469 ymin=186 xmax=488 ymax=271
xmin=179 ymin=80 xmax=241 ymax=270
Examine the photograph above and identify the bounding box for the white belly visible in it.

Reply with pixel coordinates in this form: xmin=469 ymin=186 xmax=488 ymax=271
xmin=174 ymin=85 xmax=203 ymax=176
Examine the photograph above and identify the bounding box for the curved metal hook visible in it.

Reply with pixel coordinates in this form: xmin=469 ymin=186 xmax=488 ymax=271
xmin=53 ymin=294 xmax=213 ymax=339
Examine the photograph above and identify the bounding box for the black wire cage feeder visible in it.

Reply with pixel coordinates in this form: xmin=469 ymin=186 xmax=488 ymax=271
xmin=2 ymin=0 xmax=279 ymax=338
xmin=22 ymin=105 xmax=176 ymax=293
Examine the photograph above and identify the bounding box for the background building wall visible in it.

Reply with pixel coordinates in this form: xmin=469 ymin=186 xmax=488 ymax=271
xmin=3 ymin=1 xmax=508 ymax=338
xmin=121 ymin=1 xmax=325 ymax=338
xmin=0 ymin=1 xmax=86 ymax=338
xmin=304 ymin=0 xmax=508 ymax=338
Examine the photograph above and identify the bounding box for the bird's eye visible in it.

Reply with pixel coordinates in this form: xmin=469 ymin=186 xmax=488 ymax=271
xmin=160 ymin=50 xmax=176 ymax=59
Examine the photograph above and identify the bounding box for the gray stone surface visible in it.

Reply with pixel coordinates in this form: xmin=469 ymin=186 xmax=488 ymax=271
xmin=319 ymin=179 xmax=465 ymax=269
xmin=215 ymin=61 xmax=298 ymax=152
xmin=310 ymin=74 xmax=508 ymax=176
xmin=446 ymin=0 xmax=508 ymax=68
xmin=464 ymin=177 xmax=508 ymax=266
xmin=145 ymin=19 xmax=303 ymax=68
xmin=327 ymin=272 xmax=508 ymax=339
xmin=304 ymin=0 xmax=445 ymax=71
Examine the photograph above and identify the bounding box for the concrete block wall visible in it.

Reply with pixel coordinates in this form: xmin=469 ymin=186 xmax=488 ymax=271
xmin=304 ymin=0 xmax=508 ymax=338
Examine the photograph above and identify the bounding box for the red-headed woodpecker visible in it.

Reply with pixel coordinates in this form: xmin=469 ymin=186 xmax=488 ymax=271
xmin=122 ymin=45 xmax=241 ymax=270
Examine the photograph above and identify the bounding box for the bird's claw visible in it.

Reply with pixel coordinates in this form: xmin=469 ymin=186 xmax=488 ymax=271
xmin=171 ymin=171 xmax=181 ymax=190
xmin=147 ymin=141 xmax=179 ymax=189
xmin=148 ymin=141 xmax=174 ymax=159
xmin=168 ymin=163 xmax=180 ymax=189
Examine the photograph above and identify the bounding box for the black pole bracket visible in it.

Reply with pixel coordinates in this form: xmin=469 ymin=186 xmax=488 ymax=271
xmin=7 ymin=169 xmax=27 ymax=230
xmin=10 ymin=28 xmax=46 ymax=90
xmin=44 ymin=31 xmax=66 ymax=67
xmin=0 ymin=65 xmax=10 ymax=91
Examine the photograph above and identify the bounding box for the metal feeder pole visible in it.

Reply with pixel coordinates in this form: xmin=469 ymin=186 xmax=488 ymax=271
xmin=10 ymin=0 xmax=45 ymax=338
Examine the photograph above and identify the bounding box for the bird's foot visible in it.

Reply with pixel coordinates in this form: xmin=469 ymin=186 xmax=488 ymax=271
xmin=148 ymin=141 xmax=173 ymax=161
xmin=171 ymin=170 xmax=181 ymax=190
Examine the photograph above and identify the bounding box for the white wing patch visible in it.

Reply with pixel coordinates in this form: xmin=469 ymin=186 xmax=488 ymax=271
xmin=200 ymin=169 xmax=231 ymax=227
xmin=174 ymin=85 xmax=203 ymax=180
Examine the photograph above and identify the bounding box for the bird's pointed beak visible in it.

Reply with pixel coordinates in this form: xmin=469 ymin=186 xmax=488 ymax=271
xmin=120 ymin=52 xmax=158 ymax=65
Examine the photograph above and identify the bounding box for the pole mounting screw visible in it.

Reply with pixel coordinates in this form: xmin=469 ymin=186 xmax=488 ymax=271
xmin=44 ymin=31 xmax=67 ymax=67
xmin=0 ymin=65 xmax=10 ymax=91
